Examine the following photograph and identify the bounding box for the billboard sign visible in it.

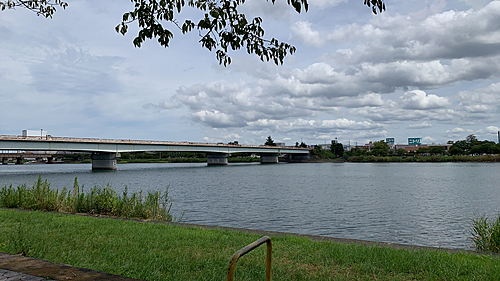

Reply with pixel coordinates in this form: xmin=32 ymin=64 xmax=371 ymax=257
xmin=408 ymin=138 xmax=422 ymax=145
xmin=386 ymin=138 xmax=395 ymax=145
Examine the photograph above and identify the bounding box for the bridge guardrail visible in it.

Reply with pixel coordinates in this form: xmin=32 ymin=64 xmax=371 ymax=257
xmin=0 ymin=135 xmax=310 ymax=151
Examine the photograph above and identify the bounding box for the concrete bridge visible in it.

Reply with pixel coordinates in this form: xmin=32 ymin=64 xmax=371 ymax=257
xmin=0 ymin=135 xmax=310 ymax=170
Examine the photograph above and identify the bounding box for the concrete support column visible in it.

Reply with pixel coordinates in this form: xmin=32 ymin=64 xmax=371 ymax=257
xmin=207 ymin=153 xmax=229 ymax=165
xmin=15 ymin=157 xmax=23 ymax=165
xmin=2 ymin=158 xmax=8 ymax=165
xmin=260 ymin=153 xmax=279 ymax=164
xmin=91 ymin=152 xmax=118 ymax=170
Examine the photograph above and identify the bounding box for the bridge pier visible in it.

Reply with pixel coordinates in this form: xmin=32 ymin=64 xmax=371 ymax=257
xmin=2 ymin=157 xmax=8 ymax=165
xmin=15 ymin=157 xmax=23 ymax=165
xmin=91 ymin=152 xmax=118 ymax=170
xmin=207 ymin=153 xmax=229 ymax=165
xmin=260 ymin=153 xmax=279 ymax=164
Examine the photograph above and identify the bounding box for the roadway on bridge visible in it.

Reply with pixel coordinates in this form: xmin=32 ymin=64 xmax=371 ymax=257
xmin=0 ymin=135 xmax=310 ymax=169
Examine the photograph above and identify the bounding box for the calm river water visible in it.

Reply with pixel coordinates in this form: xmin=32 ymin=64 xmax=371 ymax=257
xmin=1 ymin=162 xmax=499 ymax=249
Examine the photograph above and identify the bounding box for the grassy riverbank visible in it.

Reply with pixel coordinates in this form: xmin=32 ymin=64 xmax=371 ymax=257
xmin=1 ymin=209 xmax=500 ymax=280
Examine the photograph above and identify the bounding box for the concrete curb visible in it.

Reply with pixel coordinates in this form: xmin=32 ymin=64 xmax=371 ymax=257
xmin=0 ymin=253 xmax=142 ymax=281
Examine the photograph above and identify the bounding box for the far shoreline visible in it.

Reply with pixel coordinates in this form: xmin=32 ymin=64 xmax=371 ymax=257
xmin=7 ymin=154 xmax=500 ymax=165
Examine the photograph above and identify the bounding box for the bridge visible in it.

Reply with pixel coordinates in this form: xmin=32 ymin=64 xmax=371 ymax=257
xmin=0 ymin=135 xmax=310 ymax=170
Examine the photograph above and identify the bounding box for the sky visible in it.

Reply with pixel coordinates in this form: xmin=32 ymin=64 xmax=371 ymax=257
xmin=1 ymin=0 xmax=500 ymax=146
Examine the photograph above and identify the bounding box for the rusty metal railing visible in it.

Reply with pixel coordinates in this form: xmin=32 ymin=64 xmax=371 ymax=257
xmin=227 ymin=236 xmax=272 ymax=281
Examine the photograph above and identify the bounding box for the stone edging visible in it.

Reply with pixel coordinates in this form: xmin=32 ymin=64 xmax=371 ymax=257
xmin=0 ymin=252 xmax=142 ymax=281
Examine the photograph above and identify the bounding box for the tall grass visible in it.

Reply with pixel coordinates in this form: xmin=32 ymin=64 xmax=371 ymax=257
xmin=0 ymin=176 xmax=174 ymax=221
xmin=471 ymin=214 xmax=500 ymax=252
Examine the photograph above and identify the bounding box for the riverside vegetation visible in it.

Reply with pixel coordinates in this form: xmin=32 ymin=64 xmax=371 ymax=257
xmin=2 ymin=178 xmax=500 ymax=279
xmin=0 ymin=176 xmax=173 ymax=221
xmin=471 ymin=214 xmax=500 ymax=253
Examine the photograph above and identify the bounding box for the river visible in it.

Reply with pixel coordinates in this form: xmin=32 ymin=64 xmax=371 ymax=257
xmin=1 ymin=162 xmax=499 ymax=250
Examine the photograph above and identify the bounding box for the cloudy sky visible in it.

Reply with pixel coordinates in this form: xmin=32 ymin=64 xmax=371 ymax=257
xmin=1 ymin=0 xmax=500 ymax=146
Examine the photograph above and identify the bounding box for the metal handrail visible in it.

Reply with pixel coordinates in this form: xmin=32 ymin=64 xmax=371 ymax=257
xmin=227 ymin=236 xmax=272 ymax=281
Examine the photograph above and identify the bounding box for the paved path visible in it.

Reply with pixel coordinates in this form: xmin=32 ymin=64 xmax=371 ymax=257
xmin=0 ymin=269 xmax=54 ymax=281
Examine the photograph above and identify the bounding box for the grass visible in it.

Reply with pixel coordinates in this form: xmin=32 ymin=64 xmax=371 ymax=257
xmin=471 ymin=214 xmax=500 ymax=253
xmin=1 ymin=209 xmax=500 ymax=280
xmin=0 ymin=176 xmax=174 ymax=221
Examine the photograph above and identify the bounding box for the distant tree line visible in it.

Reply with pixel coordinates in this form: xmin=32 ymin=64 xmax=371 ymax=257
xmin=299 ymin=134 xmax=500 ymax=162
xmin=448 ymin=134 xmax=500 ymax=155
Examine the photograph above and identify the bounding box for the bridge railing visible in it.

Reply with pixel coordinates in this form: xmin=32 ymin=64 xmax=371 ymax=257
xmin=0 ymin=135 xmax=309 ymax=150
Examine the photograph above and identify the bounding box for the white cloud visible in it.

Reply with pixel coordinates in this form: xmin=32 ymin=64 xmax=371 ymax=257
xmin=458 ymin=82 xmax=500 ymax=115
xmin=443 ymin=127 xmax=477 ymax=140
xmin=422 ymin=136 xmax=436 ymax=143
xmin=486 ymin=126 xmax=500 ymax=134
xmin=325 ymin=1 xmax=500 ymax=65
xmin=399 ymin=90 xmax=450 ymax=110
xmin=191 ymin=110 xmax=246 ymax=128
xmin=409 ymin=122 xmax=433 ymax=129
xmin=221 ymin=133 xmax=242 ymax=140
xmin=291 ymin=21 xmax=325 ymax=47
xmin=320 ymin=119 xmax=382 ymax=130
xmin=352 ymin=130 xmax=388 ymax=140
xmin=308 ymin=0 xmax=347 ymax=9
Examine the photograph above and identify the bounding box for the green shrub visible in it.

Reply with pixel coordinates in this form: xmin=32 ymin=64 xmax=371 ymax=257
xmin=471 ymin=214 xmax=500 ymax=252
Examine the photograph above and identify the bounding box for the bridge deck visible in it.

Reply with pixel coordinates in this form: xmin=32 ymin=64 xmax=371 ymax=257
xmin=0 ymin=135 xmax=310 ymax=154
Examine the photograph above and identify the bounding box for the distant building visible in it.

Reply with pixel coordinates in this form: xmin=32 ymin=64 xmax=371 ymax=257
xmin=395 ymin=144 xmax=451 ymax=152
xmin=275 ymin=142 xmax=286 ymax=146
xmin=318 ymin=144 xmax=331 ymax=150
